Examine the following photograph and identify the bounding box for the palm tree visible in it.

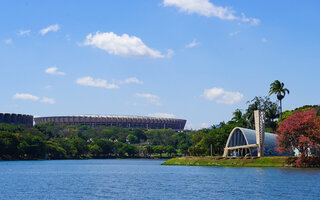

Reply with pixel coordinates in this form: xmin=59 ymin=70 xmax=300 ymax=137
xmin=231 ymin=109 xmax=243 ymax=124
xmin=268 ymin=80 xmax=290 ymax=121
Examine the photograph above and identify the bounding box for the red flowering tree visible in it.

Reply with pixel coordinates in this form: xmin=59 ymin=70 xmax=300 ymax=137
xmin=276 ymin=109 xmax=320 ymax=166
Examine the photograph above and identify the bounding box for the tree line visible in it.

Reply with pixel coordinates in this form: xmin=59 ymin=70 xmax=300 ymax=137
xmin=0 ymin=96 xmax=285 ymax=160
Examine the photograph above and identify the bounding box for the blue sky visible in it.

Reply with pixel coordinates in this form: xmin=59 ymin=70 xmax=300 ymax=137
xmin=1 ymin=0 xmax=319 ymax=129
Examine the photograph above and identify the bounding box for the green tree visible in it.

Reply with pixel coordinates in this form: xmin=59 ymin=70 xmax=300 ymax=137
xmin=145 ymin=145 xmax=154 ymax=156
xmin=0 ymin=131 xmax=21 ymax=157
xmin=0 ymin=123 xmax=25 ymax=133
xmin=146 ymin=129 xmax=176 ymax=146
xmin=230 ymin=109 xmax=247 ymax=127
xmin=18 ymin=134 xmax=46 ymax=159
xmin=95 ymin=139 xmax=113 ymax=154
xmin=58 ymin=138 xmax=77 ymax=157
xmin=34 ymin=122 xmax=64 ymax=139
xmin=152 ymin=145 xmax=164 ymax=157
xmin=132 ymin=129 xmax=147 ymax=142
xmin=245 ymin=96 xmax=279 ymax=131
xmin=124 ymin=144 xmax=138 ymax=157
xmin=70 ymin=137 xmax=89 ymax=156
xmin=46 ymin=140 xmax=67 ymax=158
xmin=269 ymin=80 xmax=290 ymax=121
xmin=164 ymin=145 xmax=177 ymax=157
xmin=113 ymin=141 xmax=126 ymax=156
xmin=89 ymin=144 xmax=103 ymax=155
xmin=188 ymin=145 xmax=206 ymax=156
xmin=126 ymin=134 xmax=138 ymax=144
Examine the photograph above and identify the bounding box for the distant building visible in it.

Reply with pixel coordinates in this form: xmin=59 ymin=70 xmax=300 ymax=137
xmin=34 ymin=115 xmax=187 ymax=131
xmin=0 ymin=113 xmax=34 ymax=128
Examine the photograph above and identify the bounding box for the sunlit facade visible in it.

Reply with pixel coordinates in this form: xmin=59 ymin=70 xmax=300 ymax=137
xmin=34 ymin=115 xmax=187 ymax=131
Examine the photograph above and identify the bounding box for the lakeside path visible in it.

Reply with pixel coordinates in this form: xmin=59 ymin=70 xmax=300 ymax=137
xmin=162 ymin=156 xmax=294 ymax=167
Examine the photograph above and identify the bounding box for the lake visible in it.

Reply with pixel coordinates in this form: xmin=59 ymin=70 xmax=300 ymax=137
xmin=0 ymin=159 xmax=319 ymax=199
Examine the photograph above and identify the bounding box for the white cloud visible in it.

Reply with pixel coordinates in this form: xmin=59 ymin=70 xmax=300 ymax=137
xmin=240 ymin=13 xmax=260 ymax=26
xmin=40 ymin=97 xmax=55 ymax=104
xmin=186 ymin=39 xmax=200 ymax=48
xmin=82 ymin=32 xmax=165 ymax=58
xmin=229 ymin=31 xmax=240 ymax=36
xmin=120 ymin=77 xmax=143 ymax=84
xmin=185 ymin=122 xmax=213 ymax=130
xmin=44 ymin=85 xmax=52 ymax=89
xmin=13 ymin=93 xmax=39 ymax=101
xmin=4 ymin=38 xmax=12 ymax=44
xmin=200 ymin=122 xmax=209 ymax=129
xmin=202 ymin=87 xmax=243 ymax=104
xmin=13 ymin=93 xmax=55 ymax=104
xmin=18 ymin=30 xmax=31 ymax=36
xmin=148 ymin=113 xmax=175 ymax=118
xmin=163 ymin=0 xmax=236 ymax=20
xmin=45 ymin=66 xmax=66 ymax=75
xmin=166 ymin=49 xmax=175 ymax=58
xmin=40 ymin=24 xmax=60 ymax=35
xmin=76 ymin=76 xmax=119 ymax=89
xmin=262 ymin=37 xmax=268 ymax=43
xmin=135 ymin=93 xmax=161 ymax=106
xmin=163 ymin=0 xmax=259 ymax=25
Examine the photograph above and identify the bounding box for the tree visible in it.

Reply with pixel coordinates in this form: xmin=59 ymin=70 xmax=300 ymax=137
xmin=113 ymin=142 xmax=126 ymax=156
xmin=245 ymin=96 xmax=279 ymax=131
xmin=281 ymin=105 xmax=318 ymax=122
xmin=34 ymin=122 xmax=64 ymax=139
xmin=46 ymin=140 xmax=66 ymax=158
xmin=276 ymin=109 xmax=320 ymax=167
xmin=164 ymin=145 xmax=177 ymax=157
xmin=269 ymin=80 xmax=290 ymax=121
xmin=89 ymin=144 xmax=103 ymax=155
xmin=70 ymin=137 xmax=89 ymax=156
xmin=145 ymin=145 xmax=154 ymax=156
xmin=126 ymin=134 xmax=138 ymax=144
xmin=124 ymin=144 xmax=138 ymax=157
xmin=0 ymin=131 xmax=21 ymax=158
xmin=231 ymin=109 xmax=247 ymax=126
xmin=132 ymin=129 xmax=147 ymax=142
xmin=0 ymin=123 xmax=25 ymax=133
xmin=58 ymin=138 xmax=77 ymax=157
xmin=18 ymin=134 xmax=46 ymax=159
xmin=95 ymin=139 xmax=113 ymax=154
xmin=152 ymin=145 xmax=164 ymax=157
xmin=188 ymin=145 xmax=206 ymax=156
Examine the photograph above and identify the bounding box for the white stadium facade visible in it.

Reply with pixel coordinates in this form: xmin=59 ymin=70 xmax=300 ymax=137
xmin=34 ymin=115 xmax=187 ymax=131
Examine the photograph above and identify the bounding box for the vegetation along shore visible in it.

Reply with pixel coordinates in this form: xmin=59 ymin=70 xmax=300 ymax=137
xmin=162 ymin=156 xmax=320 ymax=168
xmin=1 ymin=92 xmax=319 ymax=167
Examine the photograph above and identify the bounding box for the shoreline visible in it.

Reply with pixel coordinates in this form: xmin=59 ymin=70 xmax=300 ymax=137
xmin=0 ymin=156 xmax=172 ymax=162
xmin=162 ymin=156 xmax=295 ymax=167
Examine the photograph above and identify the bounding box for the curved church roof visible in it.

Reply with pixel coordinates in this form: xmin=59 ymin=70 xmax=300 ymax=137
xmin=225 ymin=127 xmax=280 ymax=156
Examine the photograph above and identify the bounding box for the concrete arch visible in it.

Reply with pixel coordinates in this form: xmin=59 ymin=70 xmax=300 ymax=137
xmin=223 ymin=127 xmax=280 ymax=157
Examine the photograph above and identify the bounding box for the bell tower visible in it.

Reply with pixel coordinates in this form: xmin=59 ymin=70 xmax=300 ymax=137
xmin=254 ymin=110 xmax=266 ymax=157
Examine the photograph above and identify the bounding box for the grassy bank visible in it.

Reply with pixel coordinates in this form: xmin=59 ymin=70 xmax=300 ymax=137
xmin=162 ymin=156 xmax=294 ymax=167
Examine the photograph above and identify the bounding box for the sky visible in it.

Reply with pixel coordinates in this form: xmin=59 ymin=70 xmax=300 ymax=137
xmin=0 ymin=0 xmax=319 ymax=129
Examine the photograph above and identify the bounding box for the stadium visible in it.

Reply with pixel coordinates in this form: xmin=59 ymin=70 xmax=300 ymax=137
xmin=34 ymin=115 xmax=187 ymax=131
xmin=0 ymin=113 xmax=34 ymax=128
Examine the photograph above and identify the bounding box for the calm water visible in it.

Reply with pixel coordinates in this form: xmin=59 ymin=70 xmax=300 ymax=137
xmin=0 ymin=159 xmax=320 ymax=200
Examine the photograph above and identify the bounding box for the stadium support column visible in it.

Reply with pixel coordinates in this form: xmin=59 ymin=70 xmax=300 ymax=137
xmin=254 ymin=110 xmax=266 ymax=157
